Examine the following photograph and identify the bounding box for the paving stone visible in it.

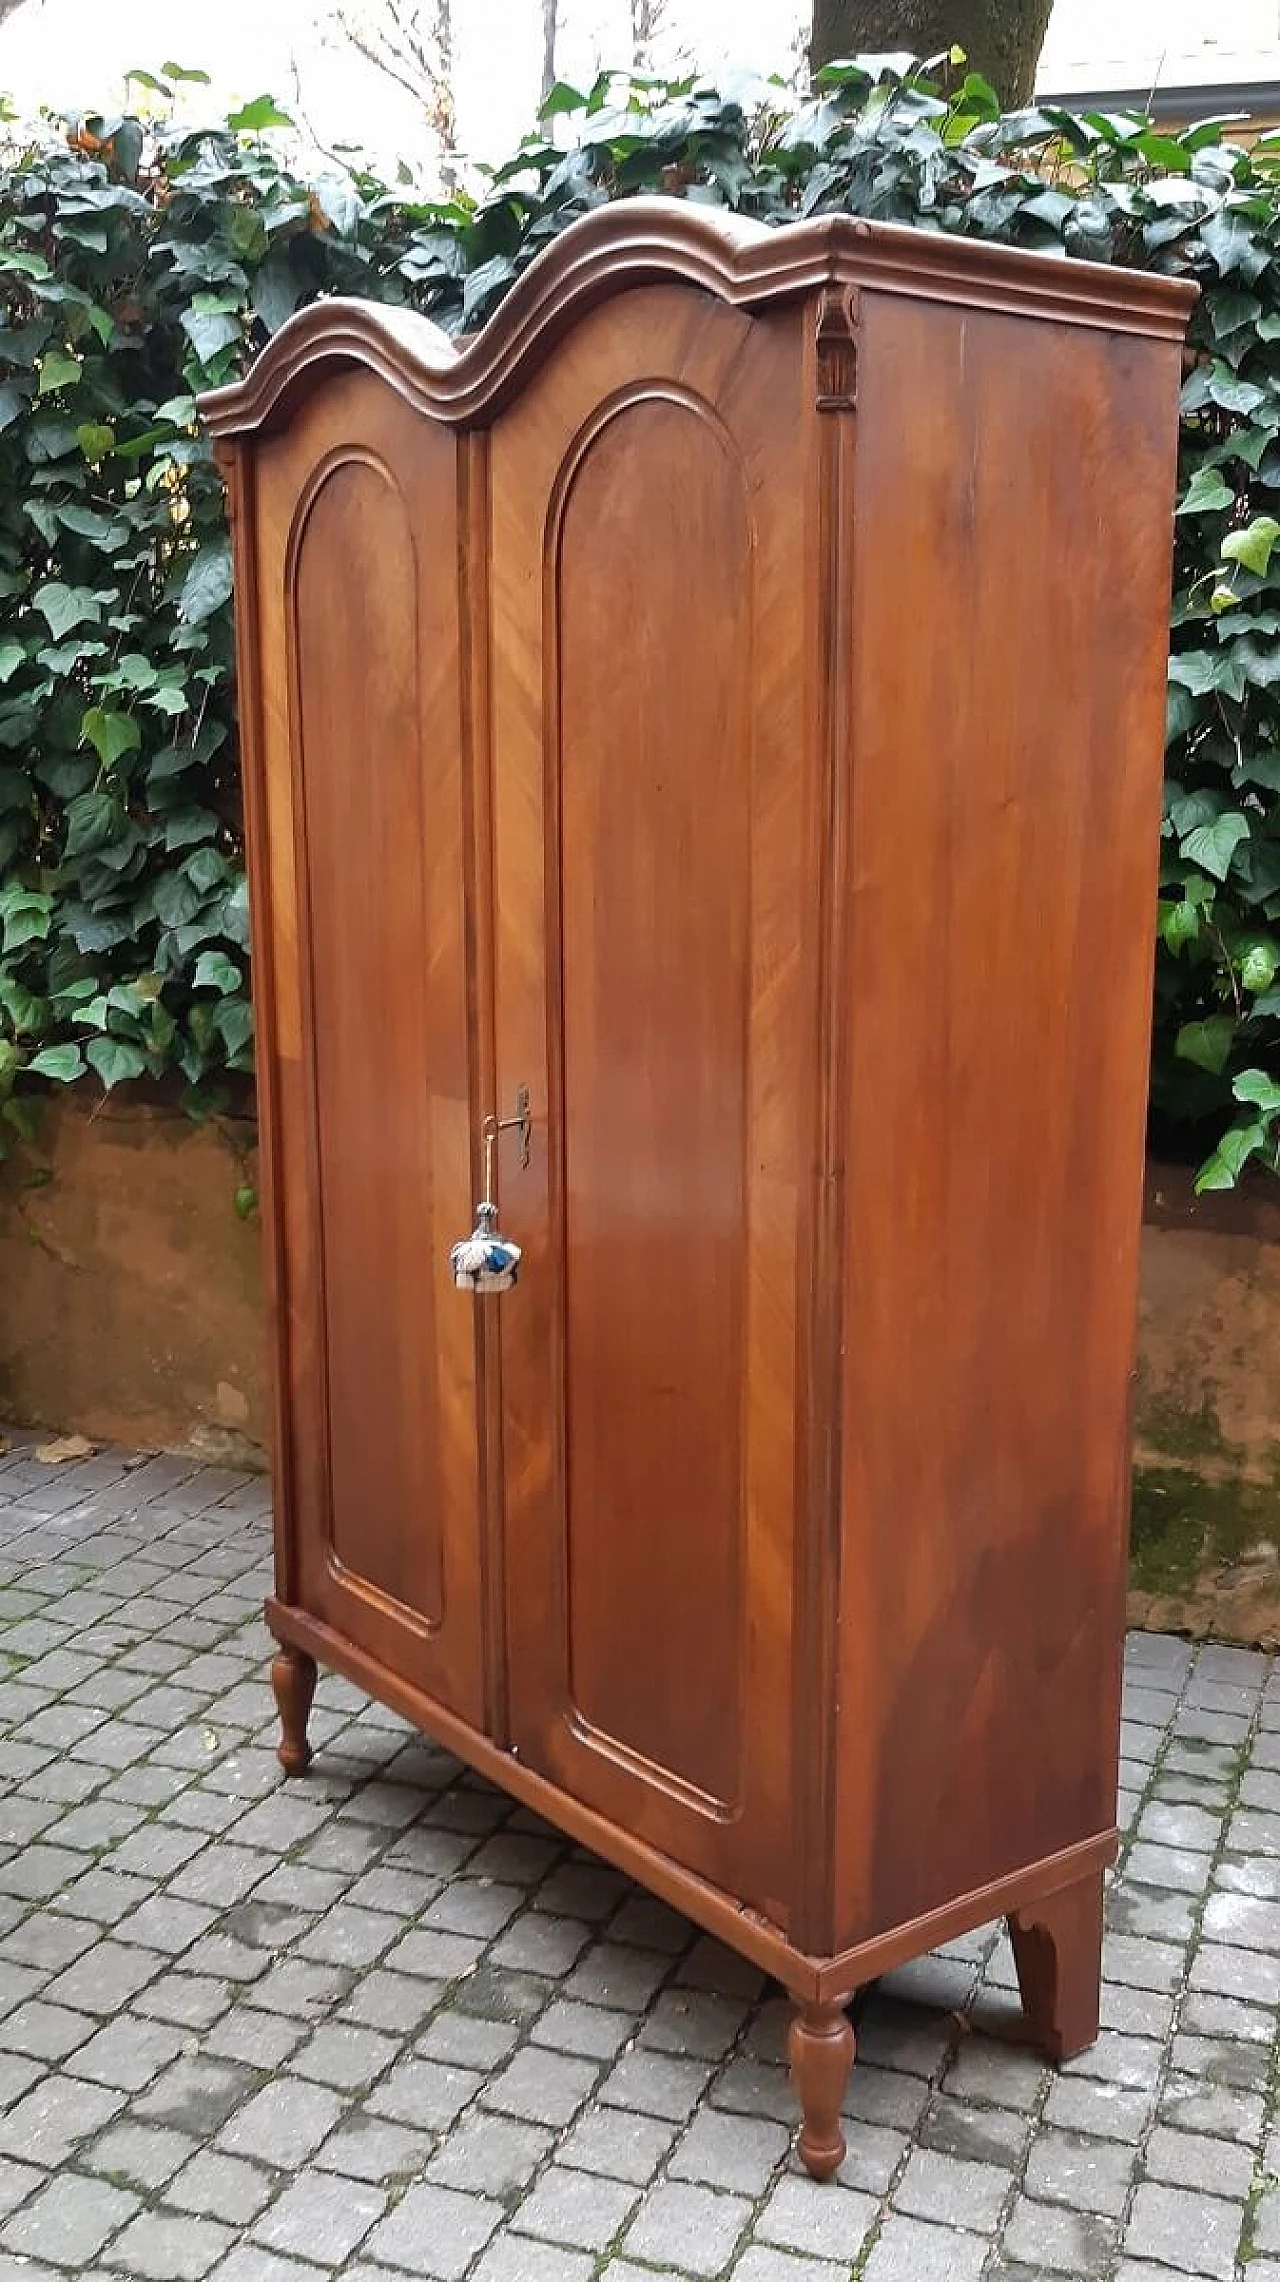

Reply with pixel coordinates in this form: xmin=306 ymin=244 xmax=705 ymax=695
xmin=754 ymin=2175 xmax=877 ymax=2263
xmin=0 ymin=2073 xmax=125 ymax=2164
xmin=558 ymin=2106 xmax=680 ymax=2184
xmin=422 ymin=2108 xmax=549 ymax=2198
xmin=1002 ymin=2197 xmax=1117 ymax=2275
xmin=1190 ymin=1942 xmax=1280 ymax=2005
xmin=667 ymin=2109 xmax=790 ymax=2194
xmin=623 ymin=2179 xmax=752 ymax=2273
xmin=1143 ymin=2125 xmax=1254 ymax=2200
xmin=316 ymin=2112 xmax=433 ymax=2188
xmin=367 ymin=2054 xmax=482 ymax=2130
xmin=600 ymin=2048 xmax=712 ymax=2121
xmin=935 ymin=2039 xmax=1047 ymax=2111
xmin=1061 ymin=2031 xmax=1163 ymax=2090
xmin=136 ymin=2054 xmax=261 ymax=2138
xmin=0 ymin=1998 xmax=95 ymax=2060
xmin=288 ymin=2021 xmax=398 ymax=2090
xmin=1160 ymin=2071 xmax=1265 ymax=2143
xmin=0 ymin=2154 xmax=41 ymax=2218
xmin=168 ymin=2149 xmax=278 ymax=2224
xmin=732 ymin=2254 xmax=846 ymax=2282
xmin=2 ymin=2172 xmax=139 ymax=2265
xmin=1252 ymin=2177 xmax=1280 ymax=2255
xmin=484 ymin=2045 xmax=599 ymax=2126
xmin=472 ymin=2242 xmax=594 ymax=2282
xmin=921 ymin=2093 xmax=1031 ymax=2169
xmin=531 ymin=1999 xmax=633 ymax=2061
xmin=218 ymin=2078 xmax=344 ymax=2165
xmin=565 ymin=1943 xmax=670 ymax=2010
xmin=511 ymin=2166 xmax=639 ymax=2250
xmin=366 ymin=2181 xmax=503 ymax=2278
xmin=1124 ymin=2183 xmax=1242 ymax=2278
xmin=893 ymin=2143 xmax=1010 ymax=2230
xmin=104 ymin=2210 xmax=235 ymax=2278
xmin=253 ymin=2174 xmax=386 ymax=2263
xmin=863 ymin=2215 xmax=991 ymax=2282
xmin=1024 ymin=2128 xmax=1136 ymax=2217
xmin=710 ymin=2056 xmax=797 ymax=2123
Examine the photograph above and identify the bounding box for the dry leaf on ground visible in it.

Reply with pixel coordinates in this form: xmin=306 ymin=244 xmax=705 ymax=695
xmin=34 ymin=1433 xmax=95 ymax=1464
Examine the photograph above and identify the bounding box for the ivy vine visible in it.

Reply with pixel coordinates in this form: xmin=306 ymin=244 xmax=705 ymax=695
xmin=3 ymin=58 xmax=1280 ymax=1187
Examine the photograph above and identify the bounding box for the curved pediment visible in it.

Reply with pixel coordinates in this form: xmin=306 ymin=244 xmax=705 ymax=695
xmin=199 ymin=193 xmax=1195 ymax=443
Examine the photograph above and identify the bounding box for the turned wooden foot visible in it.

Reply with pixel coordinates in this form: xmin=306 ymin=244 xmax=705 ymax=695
xmin=788 ymin=1999 xmax=855 ymax=2181
xmin=271 ymin=1646 xmax=317 ymax=1777
xmin=1008 ymin=1869 xmax=1104 ymax=2063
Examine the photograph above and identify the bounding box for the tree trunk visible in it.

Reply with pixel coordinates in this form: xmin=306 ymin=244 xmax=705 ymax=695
xmin=541 ymin=0 xmax=558 ymax=100
xmin=433 ymin=0 xmax=457 ymax=155
xmin=631 ymin=0 xmax=658 ymax=71
xmin=809 ymin=0 xmax=1053 ymax=107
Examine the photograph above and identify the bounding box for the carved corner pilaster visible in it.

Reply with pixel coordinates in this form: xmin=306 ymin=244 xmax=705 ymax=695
xmin=815 ymin=284 xmax=859 ymax=414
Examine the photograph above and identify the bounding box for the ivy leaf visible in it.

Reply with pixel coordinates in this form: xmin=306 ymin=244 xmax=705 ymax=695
xmin=1207 ymin=363 xmax=1268 ymax=416
xmin=1202 ymin=207 xmax=1271 ymax=282
xmin=26 ymin=1042 xmax=85 ymax=1082
xmin=0 ymin=642 xmax=25 ymax=684
xmin=1176 ymin=1016 xmax=1237 ymax=1075
xmin=80 ymin=707 xmax=141 ymax=769
xmin=180 ymin=296 xmax=242 ymax=364
xmin=1178 ymin=467 xmax=1234 ymax=516
xmin=1180 ymin=812 xmax=1251 ymax=879
xmin=1234 ymin=1068 xmax=1280 ymax=1112
xmin=179 ymin=538 xmax=233 ymax=626
xmin=75 ymin=422 xmax=114 ymax=464
xmin=229 ymin=206 xmax=268 ymax=263
xmin=38 ymin=348 xmax=82 ymax=395
xmin=1196 ymin=1119 xmax=1268 ymax=1191
xmin=86 ymin=1036 xmax=147 ymax=1089
xmin=1222 ymin=516 xmax=1280 ymax=576
xmin=215 ymin=997 xmax=254 ymax=1060
xmin=227 ymin=94 xmax=294 ymax=133
xmin=1160 ymin=897 xmax=1202 ymax=952
xmin=193 ymin=949 xmax=243 ymax=992
xmin=1242 ymin=943 xmax=1280 ymax=994
xmin=463 ymin=254 xmax=517 ymax=323
xmin=64 ymin=789 xmax=126 ymax=857
xmin=33 ymin=582 xmax=102 ymax=640
xmin=0 ymin=890 xmax=51 ymax=952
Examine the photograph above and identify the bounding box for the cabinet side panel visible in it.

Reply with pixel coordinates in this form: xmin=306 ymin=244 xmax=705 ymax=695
xmin=834 ymin=297 xmax=1182 ymax=1946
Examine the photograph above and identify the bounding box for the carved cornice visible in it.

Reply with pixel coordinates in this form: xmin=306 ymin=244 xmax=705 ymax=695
xmin=200 ymin=195 xmax=1197 ymax=442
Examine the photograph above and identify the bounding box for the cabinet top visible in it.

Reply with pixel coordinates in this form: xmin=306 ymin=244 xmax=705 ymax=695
xmin=201 ymin=193 xmax=1197 ymax=444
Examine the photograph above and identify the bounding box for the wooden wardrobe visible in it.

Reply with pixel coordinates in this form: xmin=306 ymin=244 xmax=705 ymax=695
xmin=202 ymin=198 xmax=1194 ymax=2178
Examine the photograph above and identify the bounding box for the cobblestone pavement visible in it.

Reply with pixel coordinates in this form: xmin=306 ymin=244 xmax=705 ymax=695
xmin=0 ymin=1433 xmax=1277 ymax=2281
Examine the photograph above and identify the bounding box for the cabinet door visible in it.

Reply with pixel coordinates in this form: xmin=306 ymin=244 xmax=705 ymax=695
xmin=490 ymin=287 xmax=811 ymax=1924
xmin=250 ymin=371 xmax=485 ymax=1730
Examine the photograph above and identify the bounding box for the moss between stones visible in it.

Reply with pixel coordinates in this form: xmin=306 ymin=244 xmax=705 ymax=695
xmin=1129 ymin=1464 xmax=1276 ymax=1594
xmin=1131 ymin=1377 xmax=1280 ymax=1604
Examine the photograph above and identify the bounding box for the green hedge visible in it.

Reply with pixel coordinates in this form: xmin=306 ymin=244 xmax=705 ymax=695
xmin=3 ymin=60 xmax=1280 ymax=1185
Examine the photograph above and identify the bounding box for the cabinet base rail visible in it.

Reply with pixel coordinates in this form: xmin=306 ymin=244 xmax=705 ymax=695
xmin=266 ymin=1597 xmax=1112 ymax=2179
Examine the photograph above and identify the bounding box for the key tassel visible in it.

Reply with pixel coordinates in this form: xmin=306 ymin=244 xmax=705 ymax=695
xmin=450 ymin=1199 xmax=521 ymax=1293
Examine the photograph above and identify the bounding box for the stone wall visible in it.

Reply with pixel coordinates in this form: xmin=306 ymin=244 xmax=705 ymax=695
xmin=0 ymin=1090 xmax=263 ymax=1466
xmin=3 ymin=1097 xmax=1280 ymax=1638
xmin=1133 ymin=1163 xmax=1280 ymax=1643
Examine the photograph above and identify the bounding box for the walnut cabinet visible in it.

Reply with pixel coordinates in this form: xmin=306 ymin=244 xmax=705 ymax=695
xmin=202 ymin=200 xmax=1194 ymax=2177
